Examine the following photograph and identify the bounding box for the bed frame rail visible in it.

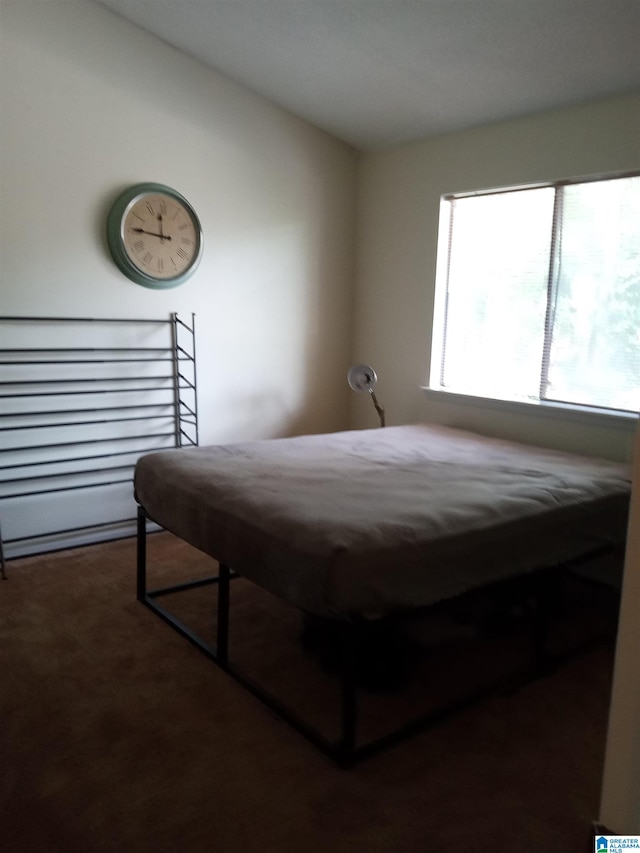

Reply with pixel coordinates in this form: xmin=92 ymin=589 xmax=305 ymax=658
xmin=136 ymin=505 xmax=618 ymax=767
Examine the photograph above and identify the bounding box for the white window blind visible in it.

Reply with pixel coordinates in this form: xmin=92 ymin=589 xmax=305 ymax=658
xmin=432 ymin=174 xmax=640 ymax=414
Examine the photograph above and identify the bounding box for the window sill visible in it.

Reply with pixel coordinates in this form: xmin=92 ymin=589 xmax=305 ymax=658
xmin=420 ymin=387 xmax=639 ymax=432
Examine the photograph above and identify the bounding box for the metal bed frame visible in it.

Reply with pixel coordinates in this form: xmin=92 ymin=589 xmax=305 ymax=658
xmin=0 ymin=313 xmax=198 ymax=569
xmin=136 ymin=503 xmax=617 ymax=767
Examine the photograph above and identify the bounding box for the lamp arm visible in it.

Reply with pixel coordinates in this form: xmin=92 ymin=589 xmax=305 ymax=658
xmin=369 ymin=389 xmax=386 ymax=428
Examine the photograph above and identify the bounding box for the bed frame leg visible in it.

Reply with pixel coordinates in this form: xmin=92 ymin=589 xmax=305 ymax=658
xmin=137 ymin=505 xmax=147 ymax=601
xmin=336 ymin=620 xmax=359 ymax=767
xmin=217 ymin=563 xmax=230 ymax=667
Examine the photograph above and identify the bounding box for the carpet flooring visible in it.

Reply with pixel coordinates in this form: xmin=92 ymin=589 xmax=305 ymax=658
xmin=0 ymin=533 xmax=619 ymax=852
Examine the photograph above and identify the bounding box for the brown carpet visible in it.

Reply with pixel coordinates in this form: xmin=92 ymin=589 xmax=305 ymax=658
xmin=0 ymin=533 xmax=618 ymax=853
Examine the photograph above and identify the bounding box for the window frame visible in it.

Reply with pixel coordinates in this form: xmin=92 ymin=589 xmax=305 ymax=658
xmin=427 ymin=170 xmax=640 ymax=426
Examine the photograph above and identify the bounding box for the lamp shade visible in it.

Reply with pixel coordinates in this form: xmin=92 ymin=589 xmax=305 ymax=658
xmin=347 ymin=364 xmax=378 ymax=393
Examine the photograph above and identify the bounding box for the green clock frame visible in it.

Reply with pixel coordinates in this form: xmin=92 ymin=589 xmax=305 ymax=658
xmin=106 ymin=183 xmax=203 ymax=289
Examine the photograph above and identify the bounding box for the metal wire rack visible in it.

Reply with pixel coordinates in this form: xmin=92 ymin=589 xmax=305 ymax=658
xmin=0 ymin=313 xmax=198 ymax=568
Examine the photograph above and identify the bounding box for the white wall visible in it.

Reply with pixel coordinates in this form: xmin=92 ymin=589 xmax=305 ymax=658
xmin=600 ymin=423 xmax=640 ymax=833
xmin=0 ymin=0 xmax=357 ymax=445
xmin=352 ymin=94 xmax=639 ymax=461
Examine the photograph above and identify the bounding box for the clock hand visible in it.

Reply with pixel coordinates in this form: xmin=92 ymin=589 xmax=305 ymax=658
xmin=158 ymin=214 xmax=165 ymax=241
xmin=131 ymin=228 xmax=172 ymax=240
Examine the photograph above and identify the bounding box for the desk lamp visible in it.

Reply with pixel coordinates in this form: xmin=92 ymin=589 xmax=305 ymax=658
xmin=347 ymin=364 xmax=385 ymax=428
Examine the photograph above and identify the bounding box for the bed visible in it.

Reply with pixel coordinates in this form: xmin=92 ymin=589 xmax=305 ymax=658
xmin=134 ymin=423 xmax=631 ymax=763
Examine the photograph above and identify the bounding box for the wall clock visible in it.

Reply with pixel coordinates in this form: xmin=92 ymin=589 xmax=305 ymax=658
xmin=106 ymin=183 xmax=203 ymax=289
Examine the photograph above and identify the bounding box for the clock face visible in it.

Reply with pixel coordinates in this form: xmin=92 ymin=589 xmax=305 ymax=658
xmin=107 ymin=184 xmax=203 ymax=288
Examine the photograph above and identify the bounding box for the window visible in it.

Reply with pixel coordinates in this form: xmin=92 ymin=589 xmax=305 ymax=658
xmin=430 ymin=173 xmax=640 ymax=414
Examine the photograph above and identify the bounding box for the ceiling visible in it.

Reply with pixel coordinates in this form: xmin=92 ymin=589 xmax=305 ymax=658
xmin=96 ymin=0 xmax=640 ymax=151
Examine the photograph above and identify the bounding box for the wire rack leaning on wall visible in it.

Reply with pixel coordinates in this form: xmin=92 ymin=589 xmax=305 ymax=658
xmin=0 ymin=313 xmax=198 ymax=571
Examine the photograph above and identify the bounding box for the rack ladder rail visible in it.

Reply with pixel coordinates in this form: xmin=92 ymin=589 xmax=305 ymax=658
xmin=0 ymin=313 xmax=198 ymax=570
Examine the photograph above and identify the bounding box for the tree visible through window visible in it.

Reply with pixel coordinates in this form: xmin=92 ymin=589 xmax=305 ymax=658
xmin=431 ymin=173 xmax=640 ymax=413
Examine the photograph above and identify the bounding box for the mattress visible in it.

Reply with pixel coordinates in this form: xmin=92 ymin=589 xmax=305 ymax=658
xmin=134 ymin=424 xmax=631 ymax=619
